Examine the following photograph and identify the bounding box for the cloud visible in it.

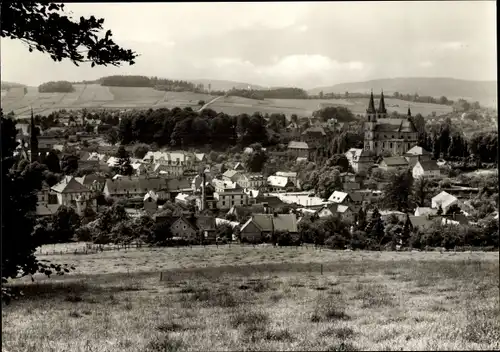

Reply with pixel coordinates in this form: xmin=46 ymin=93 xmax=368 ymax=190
xmin=419 ymin=61 xmax=434 ymax=68
xmin=441 ymin=41 xmax=465 ymax=50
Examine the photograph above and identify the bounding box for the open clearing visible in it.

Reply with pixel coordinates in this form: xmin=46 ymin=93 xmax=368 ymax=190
xmin=3 ymin=245 xmax=499 ymax=352
xmin=1 ymin=84 xmax=453 ymax=119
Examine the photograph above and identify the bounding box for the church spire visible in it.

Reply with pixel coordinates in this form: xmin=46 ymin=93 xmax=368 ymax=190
xmin=407 ymin=104 xmax=412 ymax=117
xmin=30 ymin=107 xmax=38 ymax=163
xmin=378 ymin=89 xmax=387 ymax=114
xmin=367 ymin=90 xmax=376 ymax=113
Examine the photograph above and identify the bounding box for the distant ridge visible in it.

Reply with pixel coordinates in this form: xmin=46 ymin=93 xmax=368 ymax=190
xmin=1 ymin=81 xmax=26 ymax=90
xmin=308 ymin=77 xmax=497 ymax=107
xmin=188 ymin=79 xmax=264 ymax=91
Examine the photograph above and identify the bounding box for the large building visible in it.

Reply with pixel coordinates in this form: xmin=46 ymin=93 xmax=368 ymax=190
xmin=363 ymin=91 xmax=418 ymax=156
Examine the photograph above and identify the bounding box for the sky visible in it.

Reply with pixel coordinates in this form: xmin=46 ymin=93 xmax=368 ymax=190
xmin=1 ymin=1 xmax=497 ymax=89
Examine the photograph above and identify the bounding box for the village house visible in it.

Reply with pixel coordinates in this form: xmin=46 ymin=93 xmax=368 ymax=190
xmin=267 ymin=175 xmax=295 ymax=192
xmin=233 ymin=162 xmax=245 ymax=171
xmin=414 ymin=207 xmax=438 ymax=217
xmin=167 ymin=215 xmax=217 ymax=243
xmin=287 ymin=141 xmax=311 ymax=159
xmin=272 ymin=192 xmax=330 ymax=209
xmin=412 ymin=159 xmax=441 ymax=179
xmin=212 ymin=178 xmax=240 ymax=193
xmin=318 ymin=203 xmax=355 ymax=224
xmin=328 ymin=191 xmax=352 ymax=205
xmin=103 ymin=176 xmax=191 ymax=200
xmin=222 ymin=169 xmax=242 ymax=183
xmin=404 ymin=145 xmax=432 ymax=167
xmin=214 ymin=189 xmax=249 ymax=209
xmin=50 ymin=176 xmax=96 ymax=215
xmin=175 ymin=193 xmax=197 ymax=209
xmin=431 ymin=191 xmax=458 ymax=214
xmin=240 ymin=213 xmax=298 ymax=243
xmin=143 ymin=191 xmax=159 ymax=214
xmin=275 ymin=171 xmax=300 ymax=189
xmin=75 ymin=174 xmax=106 ymax=193
xmin=236 ymin=173 xmax=266 ymax=189
xmin=141 ymin=151 xmax=205 ymax=177
xmin=345 ymin=148 xmax=374 ymax=174
xmin=379 ymin=156 xmax=409 ymax=172
xmin=301 ymin=126 xmax=327 ymax=147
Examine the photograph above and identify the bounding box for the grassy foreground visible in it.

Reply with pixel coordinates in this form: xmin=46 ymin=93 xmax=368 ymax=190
xmin=2 ymin=246 xmax=499 ymax=351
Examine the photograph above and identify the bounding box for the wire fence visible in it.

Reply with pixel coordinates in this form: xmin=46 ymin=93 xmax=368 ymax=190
xmin=35 ymin=242 xmax=326 ymax=256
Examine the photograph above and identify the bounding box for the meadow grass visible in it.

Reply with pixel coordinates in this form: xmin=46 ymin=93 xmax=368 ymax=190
xmin=3 ymin=85 xmax=453 ymax=119
xmin=2 ymin=246 xmax=499 ymax=351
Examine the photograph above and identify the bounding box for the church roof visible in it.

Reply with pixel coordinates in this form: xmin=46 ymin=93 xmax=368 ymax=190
xmin=367 ymin=91 xmax=376 ymax=113
xmin=373 ymin=118 xmax=415 ymax=132
xmin=378 ymin=91 xmax=387 ymax=113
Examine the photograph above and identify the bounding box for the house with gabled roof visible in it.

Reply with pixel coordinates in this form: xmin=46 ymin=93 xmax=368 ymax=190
xmin=412 ymin=159 xmax=441 ymax=179
xmin=404 ymin=145 xmax=432 ymax=166
xmin=143 ymin=190 xmax=159 ymax=214
xmin=301 ymin=126 xmax=327 ymax=147
xmin=240 ymin=213 xmax=298 ymax=243
xmin=431 ymin=191 xmax=458 ymax=214
xmin=51 ymin=176 xmax=93 ymax=206
xmin=267 ymin=175 xmax=295 ymax=192
xmin=222 ymin=169 xmax=242 ymax=183
xmin=234 ymin=162 xmax=245 ymax=171
xmin=287 ymin=141 xmax=310 ymax=159
xmin=236 ymin=173 xmax=266 ymax=189
xmin=379 ymin=156 xmax=409 ymax=172
xmin=317 ymin=203 xmax=355 ymax=223
xmin=328 ymin=191 xmax=350 ymax=204
xmin=75 ymin=174 xmax=106 ymax=192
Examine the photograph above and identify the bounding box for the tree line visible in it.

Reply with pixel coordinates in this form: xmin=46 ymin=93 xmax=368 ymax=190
xmin=38 ymin=80 xmax=75 ymax=93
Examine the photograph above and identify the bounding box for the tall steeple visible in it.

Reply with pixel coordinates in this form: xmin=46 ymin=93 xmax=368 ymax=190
xmin=407 ymin=105 xmax=412 ymax=117
xmin=367 ymin=90 xmax=376 ymax=114
xmin=378 ymin=90 xmax=387 ymax=115
xmin=30 ymin=107 xmax=39 ymax=163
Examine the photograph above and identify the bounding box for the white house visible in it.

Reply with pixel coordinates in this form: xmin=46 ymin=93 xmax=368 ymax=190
xmin=431 ymin=191 xmax=458 ymax=213
xmin=412 ymin=160 xmax=441 ymax=179
xmin=267 ymin=175 xmax=295 ymax=192
xmin=328 ymin=191 xmax=349 ymax=204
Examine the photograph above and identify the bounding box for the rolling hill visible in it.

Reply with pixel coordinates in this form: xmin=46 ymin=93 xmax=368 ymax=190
xmin=309 ymin=77 xmax=497 ymax=108
xmin=1 ymin=84 xmax=453 ymax=120
xmin=1 ymin=81 xmax=26 ymax=90
xmin=188 ymin=79 xmax=265 ymax=91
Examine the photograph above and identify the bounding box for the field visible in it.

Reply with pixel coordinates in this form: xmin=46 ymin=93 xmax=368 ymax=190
xmin=2 ymin=244 xmax=499 ymax=352
xmin=1 ymin=84 xmax=453 ymax=119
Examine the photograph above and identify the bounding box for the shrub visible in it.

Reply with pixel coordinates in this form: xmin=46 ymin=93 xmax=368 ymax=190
xmin=143 ymin=335 xmax=184 ymax=352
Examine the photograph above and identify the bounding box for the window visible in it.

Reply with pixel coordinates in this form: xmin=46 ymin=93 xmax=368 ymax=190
xmin=390 ymin=143 xmax=393 ymax=148
xmin=222 ymin=201 xmax=225 ymax=206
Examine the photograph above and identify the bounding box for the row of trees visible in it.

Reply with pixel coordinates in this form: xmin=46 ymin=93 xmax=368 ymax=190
xmin=116 ymin=107 xmax=271 ymax=149
xmin=38 ymin=80 xmax=75 ymax=93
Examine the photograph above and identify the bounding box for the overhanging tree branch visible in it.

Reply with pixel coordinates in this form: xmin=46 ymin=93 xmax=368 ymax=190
xmin=1 ymin=2 xmax=138 ymax=67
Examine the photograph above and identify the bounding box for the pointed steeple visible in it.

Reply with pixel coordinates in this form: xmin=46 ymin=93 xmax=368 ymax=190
xmin=367 ymin=90 xmax=376 ymax=113
xmin=407 ymin=105 xmax=412 ymax=117
xmin=30 ymin=107 xmax=39 ymax=163
xmin=378 ymin=90 xmax=387 ymax=114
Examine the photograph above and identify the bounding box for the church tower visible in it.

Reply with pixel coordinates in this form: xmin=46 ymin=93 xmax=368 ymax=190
xmin=364 ymin=90 xmax=377 ymax=152
xmin=30 ymin=107 xmax=39 ymax=163
xmin=407 ymin=105 xmax=412 ymax=118
xmin=377 ymin=90 xmax=387 ymax=119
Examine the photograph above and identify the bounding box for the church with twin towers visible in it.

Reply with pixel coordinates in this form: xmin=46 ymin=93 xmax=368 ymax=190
xmin=363 ymin=90 xmax=418 ymax=156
